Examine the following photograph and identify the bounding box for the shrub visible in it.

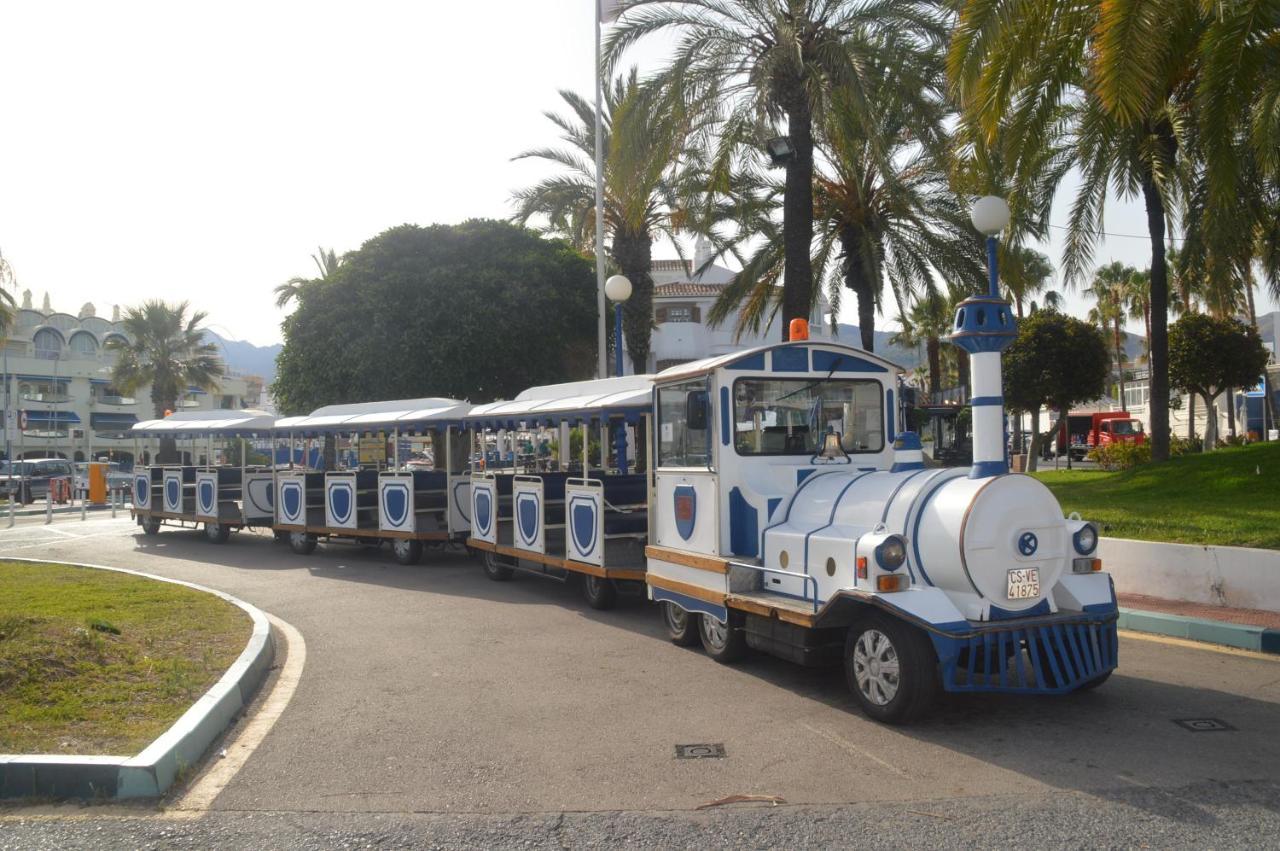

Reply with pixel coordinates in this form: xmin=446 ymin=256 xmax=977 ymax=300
xmin=1088 ymin=442 xmax=1152 ymax=471
xmin=1169 ymin=435 xmax=1203 ymax=456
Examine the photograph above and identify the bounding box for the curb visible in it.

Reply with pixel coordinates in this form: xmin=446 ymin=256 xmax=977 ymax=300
xmin=1118 ymin=607 xmax=1280 ymax=655
xmin=0 ymin=558 xmax=275 ymax=800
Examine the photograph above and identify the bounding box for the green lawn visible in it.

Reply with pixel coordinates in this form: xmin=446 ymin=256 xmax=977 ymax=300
xmin=1034 ymin=442 xmax=1280 ymax=550
xmin=0 ymin=561 xmax=250 ymax=755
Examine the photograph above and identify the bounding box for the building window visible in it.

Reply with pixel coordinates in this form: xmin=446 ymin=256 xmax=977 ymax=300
xmin=69 ymin=332 xmax=98 ymax=357
xmin=33 ymin=328 xmax=63 ymax=359
xmin=221 ymin=395 xmax=235 ymax=410
xmin=1124 ymin=380 xmax=1150 ymax=410
xmin=656 ymin=304 xmax=700 ymax=324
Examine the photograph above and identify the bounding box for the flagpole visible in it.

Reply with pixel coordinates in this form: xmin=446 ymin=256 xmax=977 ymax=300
xmin=593 ymin=0 xmax=608 ymax=378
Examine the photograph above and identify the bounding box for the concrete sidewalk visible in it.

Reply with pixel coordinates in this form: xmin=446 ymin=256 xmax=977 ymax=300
xmin=1118 ymin=592 xmax=1280 ymax=654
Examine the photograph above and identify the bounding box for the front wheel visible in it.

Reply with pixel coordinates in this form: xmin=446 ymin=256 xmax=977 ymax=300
xmin=140 ymin=515 xmax=161 ymax=536
xmin=289 ymin=531 xmax=317 ymax=555
xmin=662 ymin=601 xmax=700 ymax=647
xmin=482 ymin=550 xmax=514 ymax=581
xmin=582 ymin=574 xmax=617 ymax=610
xmin=204 ymin=521 xmax=230 ymax=544
xmin=699 ymin=610 xmax=747 ymax=663
xmin=393 ymin=538 xmax=423 ymax=565
xmin=845 ymin=613 xmax=939 ymax=725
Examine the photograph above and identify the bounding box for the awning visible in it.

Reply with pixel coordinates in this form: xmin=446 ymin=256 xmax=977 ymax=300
xmin=277 ymin=398 xmax=471 ymax=435
xmin=466 ymin=375 xmax=654 ymax=429
xmin=91 ymin=412 xmax=139 ymax=431
xmin=22 ymin=410 xmax=81 ymax=425
xmin=130 ymin=409 xmax=275 ymax=437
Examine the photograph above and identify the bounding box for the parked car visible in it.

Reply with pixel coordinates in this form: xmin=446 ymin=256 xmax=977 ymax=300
xmin=73 ymin=461 xmax=133 ymax=495
xmin=0 ymin=457 xmax=75 ymax=504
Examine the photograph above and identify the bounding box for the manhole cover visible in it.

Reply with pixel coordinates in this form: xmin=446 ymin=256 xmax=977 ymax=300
xmin=675 ymin=743 xmax=726 ymax=759
xmin=1173 ymin=718 xmax=1234 ymax=732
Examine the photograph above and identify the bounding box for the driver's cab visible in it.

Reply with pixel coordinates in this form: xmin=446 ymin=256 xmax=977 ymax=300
xmin=650 ymin=340 xmax=901 ymax=562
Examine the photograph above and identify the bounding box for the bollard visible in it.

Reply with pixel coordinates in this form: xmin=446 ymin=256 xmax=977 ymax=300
xmin=81 ymin=488 xmax=87 ymax=521
xmin=111 ymin=486 xmax=118 ymax=518
xmin=7 ymin=493 xmax=13 ymax=528
xmin=45 ymin=490 xmax=52 ymax=524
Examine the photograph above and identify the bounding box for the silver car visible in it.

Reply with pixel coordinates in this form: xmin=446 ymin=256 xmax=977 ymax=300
xmin=0 ymin=458 xmax=75 ymax=503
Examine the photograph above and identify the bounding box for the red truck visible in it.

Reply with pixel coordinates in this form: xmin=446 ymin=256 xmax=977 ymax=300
xmin=1053 ymin=411 xmax=1146 ymax=460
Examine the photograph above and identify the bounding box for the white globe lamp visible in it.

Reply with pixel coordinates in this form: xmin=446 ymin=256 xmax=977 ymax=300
xmin=970 ymin=195 xmax=1011 ymax=236
xmin=605 ymin=274 xmax=632 ymax=303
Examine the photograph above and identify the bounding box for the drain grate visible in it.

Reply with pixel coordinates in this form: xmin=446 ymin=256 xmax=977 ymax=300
xmin=1173 ymin=718 xmax=1234 ymax=732
xmin=675 ymin=743 xmax=726 ymax=759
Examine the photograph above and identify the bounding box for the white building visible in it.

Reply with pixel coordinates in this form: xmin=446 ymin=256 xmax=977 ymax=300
xmin=2 ymin=293 xmax=261 ymax=464
xmin=644 ymin=238 xmax=834 ymax=373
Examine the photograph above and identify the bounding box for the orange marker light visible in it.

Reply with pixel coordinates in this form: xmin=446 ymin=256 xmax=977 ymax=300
xmin=1092 ymin=558 xmax=1103 ymax=572
xmin=876 ymin=575 xmax=907 ymax=592
xmin=788 ymin=318 xmax=810 ymax=341
xmin=856 ymin=556 xmax=868 ymax=579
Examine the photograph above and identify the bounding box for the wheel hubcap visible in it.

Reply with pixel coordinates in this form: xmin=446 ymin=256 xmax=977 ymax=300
xmin=395 ymin=540 xmax=410 ymax=557
xmin=852 ymin=629 xmax=901 ymax=706
xmin=665 ymin=604 xmax=688 ymax=632
xmin=701 ymin=615 xmax=729 ymax=649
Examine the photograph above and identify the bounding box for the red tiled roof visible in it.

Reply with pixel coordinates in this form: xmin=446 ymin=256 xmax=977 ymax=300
xmin=654 ymin=283 xmax=725 ymax=297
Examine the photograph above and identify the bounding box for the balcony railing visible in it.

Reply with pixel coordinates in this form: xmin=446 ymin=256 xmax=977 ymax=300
xmin=21 ymin=392 xmax=74 ymax=404
xmin=177 ymin=399 xmax=201 ymax=409
xmin=94 ymin=395 xmax=137 ymax=406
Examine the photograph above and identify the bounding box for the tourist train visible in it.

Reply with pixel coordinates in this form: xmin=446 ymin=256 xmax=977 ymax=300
xmin=130 ymin=302 xmax=1119 ymax=723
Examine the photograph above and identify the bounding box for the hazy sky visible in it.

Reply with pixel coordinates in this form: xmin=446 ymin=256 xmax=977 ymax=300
xmin=2 ymin=1 xmax=1274 ymax=347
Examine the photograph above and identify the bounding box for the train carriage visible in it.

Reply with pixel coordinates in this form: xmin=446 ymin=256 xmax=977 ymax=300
xmin=645 ymin=317 xmax=1118 ymax=722
xmin=130 ymin=410 xmax=277 ymax=542
xmin=465 ymin=375 xmax=653 ymax=609
xmin=272 ymin=398 xmax=472 ymax=563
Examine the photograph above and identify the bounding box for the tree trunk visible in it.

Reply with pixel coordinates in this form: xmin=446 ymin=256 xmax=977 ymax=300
xmin=838 ymin=226 xmax=877 ymax=351
xmin=781 ymin=97 xmax=815 ymax=340
xmin=956 ymin=351 xmax=970 ymax=402
xmin=612 ymin=228 xmax=655 ymax=373
xmin=1187 ymin=393 xmax=1196 ymax=442
xmin=1227 ymin=387 xmax=1236 ymax=439
xmin=1143 ymin=302 xmax=1152 ymax=365
xmin=925 ymin=336 xmax=941 ymax=399
xmin=1141 ymin=139 xmax=1173 ymax=462
xmin=1113 ymin=319 xmax=1126 ymax=405
xmin=1026 ymin=408 xmax=1041 ymax=473
xmin=152 ymin=397 xmax=179 ymax=463
xmin=1014 ymin=294 xmax=1024 ymax=319
xmin=322 ymin=434 xmax=336 ymax=471
xmin=1202 ymin=392 xmax=1217 ymax=449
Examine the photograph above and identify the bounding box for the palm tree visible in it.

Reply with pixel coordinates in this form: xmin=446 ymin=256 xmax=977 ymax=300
xmin=703 ymin=52 xmax=983 ymax=350
xmin=106 ymin=301 xmax=224 ymax=462
xmin=890 ymin=290 xmax=952 ymax=400
xmin=0 ymin=248 xmax=18 ymax=339
xmin=606 ymin=0 xmax=948 ymax=338
xmin=1087 ymin=262 xmax=1134 ymax=405
xmin=1124 ymin=268 xmax=1152 ymax=366
xmin=1001 ymin=246 xmax=1055 ymax=319
xmin=512 ymin=70 xmax=692 ymax=373
xmin=275 ymin=247 xmax=342 ymax=310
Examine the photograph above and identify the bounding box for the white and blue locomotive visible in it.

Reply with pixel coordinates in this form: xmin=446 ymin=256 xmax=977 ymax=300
xmin=645 ymin=296 xmax=1117 ymax=723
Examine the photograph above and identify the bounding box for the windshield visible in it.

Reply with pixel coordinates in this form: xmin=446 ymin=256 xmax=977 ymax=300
xmin=1109 ymin=419 xmax=1143 ymax=435
xmin=733 ymin=378 xmax=884 ymax=455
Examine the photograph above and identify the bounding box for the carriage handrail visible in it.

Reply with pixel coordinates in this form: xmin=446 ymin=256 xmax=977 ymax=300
xmin=725 ymin=560 xmax=821 ymax=613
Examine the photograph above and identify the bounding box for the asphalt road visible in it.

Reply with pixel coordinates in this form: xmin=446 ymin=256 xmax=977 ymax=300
xmin=2 ymin=514 xmax=1279 ymax=848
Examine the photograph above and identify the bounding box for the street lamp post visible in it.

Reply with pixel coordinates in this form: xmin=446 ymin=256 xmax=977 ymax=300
xmin=604 ymin=274 xmax=631 ymax=472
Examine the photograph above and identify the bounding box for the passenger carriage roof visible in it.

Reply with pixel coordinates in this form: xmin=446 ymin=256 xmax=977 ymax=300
xmin=653 ymin=340 xmax=903 ymax=383
xmin=466 ymin=375 xmax=654 ymax=428
xmin=273 ymin=397 xmax=470 ymax=435
xmin=131 ymin=409 xmax=276 ymax=437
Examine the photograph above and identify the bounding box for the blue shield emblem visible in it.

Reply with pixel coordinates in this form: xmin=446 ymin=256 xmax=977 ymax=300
xmin=384 ymin=484 xmax=409 ymax=527
xmin=570 ymin=497 xmax=597 ymax=556
xmin=282 ymin=483 xmax=300 ymax=520
xmin=135 ymin=476 xmax=148 ymax=506
xmin=264 ymin=481 xmax=274 ymax=508
xmin=475 ymin=488 xmax=492 ymax=535
xmin=198 ymin=480 xmax=215 ymax=514
xmin=674 ymin=485 xmax=697 ymax=541
xmin=165 ymin=478 xmax=179 ymax=509
xmin=330 ymin=483 xmax=353 ymax=525
xmin=516 ymin=492 xmax=539 ymax=544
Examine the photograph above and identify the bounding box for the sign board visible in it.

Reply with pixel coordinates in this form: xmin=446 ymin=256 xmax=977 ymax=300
xmin=358 ymin=438 xmax=387 ymax=465
xmin=4 ymin=409 xmax=16 ymax=442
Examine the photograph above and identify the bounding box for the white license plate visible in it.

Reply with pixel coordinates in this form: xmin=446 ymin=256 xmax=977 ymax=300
xmin=1007 ymin=567 xmax=1041 ymax=600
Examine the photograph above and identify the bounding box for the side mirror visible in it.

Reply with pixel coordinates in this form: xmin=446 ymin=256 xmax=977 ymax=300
xmin=686 ymin=390 xmax=709 ymax=431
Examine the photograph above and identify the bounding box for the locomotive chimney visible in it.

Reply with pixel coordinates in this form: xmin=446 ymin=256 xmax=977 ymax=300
xmin=951 ymin=196 xmax=1018 ymax=479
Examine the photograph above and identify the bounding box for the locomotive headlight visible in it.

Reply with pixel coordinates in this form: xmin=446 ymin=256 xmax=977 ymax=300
xmin=875 ymin=535 xmax=907 ymax=571
xmin=1073 ymin=523 xmax=1098 ymax=555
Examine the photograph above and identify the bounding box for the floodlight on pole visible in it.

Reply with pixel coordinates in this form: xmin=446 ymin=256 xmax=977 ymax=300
xmin=765 ymin=137 xmax=796 ymax=168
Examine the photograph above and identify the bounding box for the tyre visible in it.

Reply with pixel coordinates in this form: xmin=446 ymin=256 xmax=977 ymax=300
xmin=845 ymin=612 xmax=939 ymax=724
xmin=698 ymin=610 xmax=747 ymax=663
xmin=204 ymin=521 xmax=230 ymax=544
xmin=141 ymin=515 xmax=162 ymax=536
xmin=1076 ymin=670 xmax=1112 ymax=691
xmin=662 ymin=601 xmax=700 ymax=647
xmin=393 ymin=537 xmax=423 ymax=565
xmin=482 ymin=550 xmax=514 ymax=581
xmin=289 ymin=531 xmax=317 ymax=555
xmin=273 ymin=530 xmax=289 ymax=543
xmin=582 ymin=574 xmax=617 ymax=610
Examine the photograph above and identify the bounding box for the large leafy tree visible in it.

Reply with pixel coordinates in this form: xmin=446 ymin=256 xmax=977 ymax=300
xmin=607 ymin=0 xmax=947 ymax=339
xmin=512 ymin=70 xmax=693 ymax=372
xmin=1169 ymin=313 xmax=1270 ymax=449
xmin=272 ymin=221 xmax=597 ymax=414
xmin=1002 ymin=310 xmax=1110 ymax=472
xmin=106 ymin=301 xmax=224 ymax=462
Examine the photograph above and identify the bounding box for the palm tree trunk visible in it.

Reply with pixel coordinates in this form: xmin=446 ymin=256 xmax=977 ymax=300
xmin=838 ymin=226 xmax=876 ymax=351
xmin=152 ymin=397 xmax=179 ymax=464
xmin=781 ymin=96 xmax=815 ymax=340
xmin=1142 ymin=139 xmax=1173 ymax=462
xmin=1113 ymin=319 xmax=1126 ymax=406
xmin=612 ymin=228 xmax=654 ymax=373
xmin=1143 ymin=302 xmax=1152 ymax=365
xmin=956 ymin=351 xmax=970 ymax=402
xmin=926 ymin=336 xmax=941 ymax=399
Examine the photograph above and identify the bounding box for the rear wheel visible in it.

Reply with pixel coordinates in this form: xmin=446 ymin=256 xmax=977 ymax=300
xmin=845 ymin=613 xmax=939 ymax=725
xmin=482 ymin=550 xmax=514 ymax=581
xmin=289 ymin=531 xmax=317 ymax=555
xmin=662 ymin=601 xmax=700 ymax=647
xmin=698 ymin=610 xmax=747 ymax=663
xmin=582 ymin=574 xmax=617 ymax=610
xmin=204 ymin=521 xmax=230 ymax=544
xmin=393 ymin=538 xmax=423 ymax=565
xmin=140 ymin=515 xmax=161 ymax=536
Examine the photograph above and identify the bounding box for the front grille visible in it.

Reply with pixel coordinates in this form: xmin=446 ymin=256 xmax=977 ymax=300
xmin=933 ymin=616 xmax=1118 ymax=694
